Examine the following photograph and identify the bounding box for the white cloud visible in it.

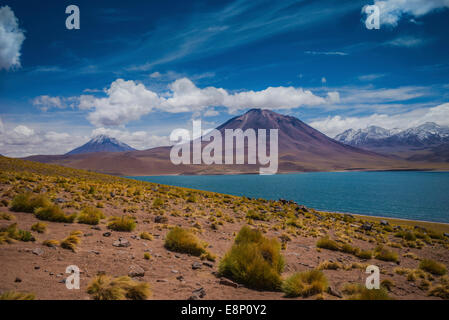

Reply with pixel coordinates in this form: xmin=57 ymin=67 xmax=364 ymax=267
xmin=374 ymin=0 xmax=449 ymax=26
xmin=310 ymin=102 xmax=449 ymax=137
xmin=0 ymin=123 xmax=86 ymax=157
xmin=32 ymin=95 xmax=66 ymax=111
xmin=78 ymin=77 xmax=330 ymax=126
xmin=91 ymin=127 xmax=170 ymax=150
xmin=0 ymin=116 xmax=4 ymax=134
xmin=149 ymin=71 xmax=161 ymax=78
xmin=0 ymin=6 xmax=25 ymax=70
xmin=305 ymin=51 xmax=348 ymax=56
xmin=358 ymin=74 xmax=386 ymax=81
xmin=386 ymin=36 xmax=426 ymax=47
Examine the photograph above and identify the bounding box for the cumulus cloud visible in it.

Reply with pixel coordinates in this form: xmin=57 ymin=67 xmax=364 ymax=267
xmin=32 ymin=95 xmax=66 ymax=111
xmin=0 ymin=6 xmax=25 ymax=70
xmin=310 ymin=102 xmax=449 ymax=137
xmin=0 ymin=123 xmax=86 ymax=157
xmin=91 ymin=127 xmax=170 ymax=150
xmin=78 ymin=77 xmax=330 ymax=126
xmin=373 ymin=0 xmax=449 ymax=26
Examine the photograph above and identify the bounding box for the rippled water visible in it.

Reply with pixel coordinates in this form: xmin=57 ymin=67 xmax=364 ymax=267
xmin=130 ymin=171 xmax=449 ymax=223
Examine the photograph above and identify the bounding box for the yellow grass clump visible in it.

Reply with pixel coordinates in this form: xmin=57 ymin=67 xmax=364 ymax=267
xmin=282 ymin=270 xmax=328 ymax=298
xmin=77 ymin=207 xmax=105 ymax=225
xmin=218 ymin=226 xmax=284 ymax=291
xmin=87 ymin=274 xmax=151 ymax=300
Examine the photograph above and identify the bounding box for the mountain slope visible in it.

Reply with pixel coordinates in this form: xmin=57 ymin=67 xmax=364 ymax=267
xmin=66 ymin=135 xmax=136 ymax=155
xmin=334 ymin=122 xmax=449 ymax=162
xmin=24 ymin=110 xmax=449 ymax=175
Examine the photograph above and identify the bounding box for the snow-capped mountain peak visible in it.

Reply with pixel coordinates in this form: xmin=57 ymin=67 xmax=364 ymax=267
xmin=66 ymin=135 xmax=136 ymax=155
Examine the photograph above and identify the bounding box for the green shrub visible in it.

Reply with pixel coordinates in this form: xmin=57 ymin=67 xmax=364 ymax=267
xmin=346 ymin=285 xmax=392 ymax=300
xmin=0 ymin=223 xmax=35 ymax=242
xmin=107 ymin=216 xmax=136 ymax=231
xmin=164 ymin=227 xmax=208 ymax=256
xmin=218 ymin=226 xmax=284 ymax=291
xmin=31 ymin=222 xmax=47 ymax=233
xmin=246 ymin=209 xmax=268 ymax=221
xmin=356 ymin=250 xmax=373 ymax=259
xmin=78 ymin=207 xmax=105 ymax=225
xmin=341 ymin=243 xmax=357 ymax=254
xmin=11 ymin=193 xmax=51 ymax=213
xmin=152 ymin=198 xmax=164 ymax=207
xmin=419 ymin=259 xmax=447 ymax=276
xmin=0 ymin=291 xmax=35 ymax=300
xmin=282 ymin=270 xmax=328 ymax=297
xmin=374 ymin=246 xmax=398 ymax=262
xmin=316 ymin=237 xmax=340 ymax=251
xmin=34 ymin=205 xmax=76 ymax=223
xmin=87 ymin=275 xmax=151 ymax=300
xmin=395 ymin=230 xmax=416 ymax=241
xmin=61 ymin=231 xmax=82 ymax=252
xmin=140 ymin=232 xmax=153 ymax=241
xmin=0 ymin=212 xmax=14 ymax=220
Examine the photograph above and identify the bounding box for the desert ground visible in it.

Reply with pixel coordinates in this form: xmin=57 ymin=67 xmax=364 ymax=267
xmin=0 ymin=156 xmax=448 ymax=300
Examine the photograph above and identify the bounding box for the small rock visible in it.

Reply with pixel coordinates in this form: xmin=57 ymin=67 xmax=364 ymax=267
xmin=59 ymin=278 xmax=66 ymax=284
xmin=128 ymin=264 xmax=145 ymax=278
xmin=203 ymin=262 xmax=214 ymax=268
xmin=34 ymin=266 xmax=40 ymax=270
xmin=154 ymin=216 xmax=168 ymax=224
xmin=171 ymin=270 xmax=179 ymax=274
xmin=219 ymin=278 xmax=239 ymax=288
xmin=157 ymin=279 xmax=168 ymax=283
xmin=192 ymin=262 xmax=202 ymax=270
xmin=55 ymin=198 xmax=66 ymax=204
xmin=112 ymin=238 xmax=130 ymax=247
xmin=188 ymin=295 xmax=199 ymax=300
xmin=327 ymin=285 xmax=342 ymax=298
xmin=90 ymin=250 xmax=100 ymax=255
xmin=380 ymin=220 xmax=389 ymax=226
xmin=103 ymin=232 xmax=112 ymax=237
xmin=32 ymin=248 xmax=44 ymax=256
xmin=14 ymin=277 xmax=22 ymax=283
xmin=91 ymin=226 xmax=101 ymax=231
xmin=360 ymin=223 xmax=373 ymax=231
xmin=176 ymin=275 xmax=184 ymax=281
xmin=192 ymin=287 xmax=206 ymax=298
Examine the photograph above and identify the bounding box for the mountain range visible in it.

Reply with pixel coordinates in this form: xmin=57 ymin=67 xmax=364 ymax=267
xmin=24 ymin=109 xmax=449 ymax=175
xmin=334 ymin=122 xmax=449 ymax=162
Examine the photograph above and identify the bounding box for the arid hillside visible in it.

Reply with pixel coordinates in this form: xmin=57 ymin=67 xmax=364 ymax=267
xmin=0 ymin=156 xmax=449 ymax=300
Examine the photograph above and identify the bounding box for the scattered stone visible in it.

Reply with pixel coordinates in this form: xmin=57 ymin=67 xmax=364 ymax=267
xmin=34 ymin=266 xmax=40 ymax=270
xmin=112 ymin=238 xmax=130 ymax=247
xmin=188 ymin=295 xmax=199 ymax=300
xmin=154 ymin=215 xmax=168 ymax=224
xmin=157 ymin=279 xmax=168 ymax=283
xmin=203 ymin=262 xmax=214 ymax=268
xmin=103 ymin=232 xmax=112 ymax=237
xmin=90 ymin=250 xmax=100 ymax=255
xmin=219 ymin=278 xmax=239 ymax=288
xmin=192 ymin=287 xmax=206 ymax=299
xmin=171 ymin=270 xmax=179 ymax=274
xmin=49 ymin=272 xmax=54 ymax=276
xmin=32 ymin=248 xmax=44 ymax=256
xmin=84 ymin=233 xmax=94 ymax=237
xmin=380 ymin=220 xmax=389 ymax=226
xmin=176 ymin=275 xmax=184 ymax=281
xmin=59 ymin=279 xmax=66 ymax=284
xmin=128 ymin=264 xmax=145 ymax=278
xmin=55 ymin=198 xmax=66 ymax=204
xmin=192 ymin=262 xmax=202 ymax=270
xmin=327 ymin=285 xmax=342 ymax=298
xmin=361 ymin=223 xmax=373 ymax=231
xmin=91 ymin=226 xmax=101 ymax=231
xmin=14 ymin=277 xmax=22 ymax=283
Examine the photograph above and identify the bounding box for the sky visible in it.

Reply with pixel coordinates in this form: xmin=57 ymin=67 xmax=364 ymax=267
xmin=0 ymin=0 xmax=448 ymax=157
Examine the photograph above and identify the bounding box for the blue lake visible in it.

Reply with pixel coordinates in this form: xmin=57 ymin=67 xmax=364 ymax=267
xmin=129 ymin=171 xmax=449 ymax=223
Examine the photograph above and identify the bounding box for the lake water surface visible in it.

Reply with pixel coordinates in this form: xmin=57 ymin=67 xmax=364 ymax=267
xmin=129 ymin=171 xmax=449 ymax=223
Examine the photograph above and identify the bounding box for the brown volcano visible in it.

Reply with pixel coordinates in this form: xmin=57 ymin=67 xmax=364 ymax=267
xmin=24 ymin=109 xmax=449 ymax=175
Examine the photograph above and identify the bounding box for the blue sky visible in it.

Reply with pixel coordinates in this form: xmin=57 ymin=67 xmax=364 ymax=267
xmin=0 ymin=0 xmax=449 ymax=156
